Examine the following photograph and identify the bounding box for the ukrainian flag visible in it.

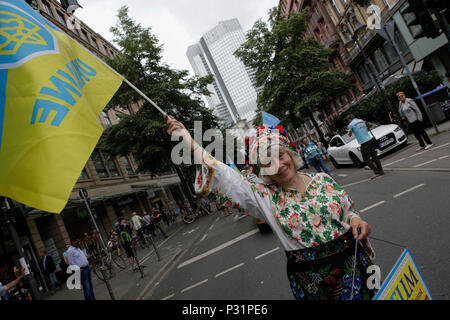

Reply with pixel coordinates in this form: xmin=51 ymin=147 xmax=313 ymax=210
xmin=0 ymin=0 xmax=123 ymax=213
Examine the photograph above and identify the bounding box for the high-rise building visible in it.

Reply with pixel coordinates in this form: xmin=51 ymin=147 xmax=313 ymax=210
xmin=187 ymin=19 xmax=259 ymax=127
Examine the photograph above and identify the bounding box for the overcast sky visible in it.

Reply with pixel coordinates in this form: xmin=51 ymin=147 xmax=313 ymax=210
xmin=75 ymin=0 xmax=278 ymax=75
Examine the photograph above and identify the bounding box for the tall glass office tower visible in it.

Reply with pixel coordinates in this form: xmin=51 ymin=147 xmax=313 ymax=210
xmin=187 ymin=19 xmax=259 ymax=127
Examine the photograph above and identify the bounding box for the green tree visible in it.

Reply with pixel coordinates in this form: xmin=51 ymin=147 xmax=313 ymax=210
xmin=100 ymin=6 xmax=220 ymax=199
xmin=234 ymin=6 xmax=354 ymax=147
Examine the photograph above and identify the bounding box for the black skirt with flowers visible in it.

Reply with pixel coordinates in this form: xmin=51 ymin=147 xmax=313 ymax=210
xmin=285 ymin=229 xmax=376 ymax=300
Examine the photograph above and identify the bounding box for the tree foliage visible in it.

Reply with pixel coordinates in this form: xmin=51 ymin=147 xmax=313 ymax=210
xmin=234 ymin=6 xmax=354 ymax=134
xmin=100 ymin=6 xmax=219 ymax=175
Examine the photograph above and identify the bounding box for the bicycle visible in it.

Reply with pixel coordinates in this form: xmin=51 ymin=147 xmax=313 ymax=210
xmin=91 ymin=240 xmax=127 ymax=282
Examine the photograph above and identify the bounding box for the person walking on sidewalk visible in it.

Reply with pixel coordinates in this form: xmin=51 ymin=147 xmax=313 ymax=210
xmin=118 ymin=219 xmax=142 ymax=271
xmin=301 ymin=137 xmax=332 ymax=176
xmin=65 ymin=237 xmax=95 ymax=300
xmin=347 ymin=114 xmax=384 ymax=179
xmin=151 ymin=208 xmax=168 ymax=238
xmin=39 ymin=250 xmax=60 ymax=294
xmin=397 ymin=91 xmax=433 ymax=151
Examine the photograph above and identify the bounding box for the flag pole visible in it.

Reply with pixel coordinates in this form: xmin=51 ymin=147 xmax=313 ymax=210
xmin=122 ymin=79 xmax=167 ymax=117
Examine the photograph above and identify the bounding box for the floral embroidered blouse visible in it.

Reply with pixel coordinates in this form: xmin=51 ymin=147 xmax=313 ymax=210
xmin=195 ymin=150 xmax=360 ymax=251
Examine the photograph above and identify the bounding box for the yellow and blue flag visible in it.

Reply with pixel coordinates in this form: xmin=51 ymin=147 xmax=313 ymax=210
xmin=0 ymin=0 xmax=124 ymax=213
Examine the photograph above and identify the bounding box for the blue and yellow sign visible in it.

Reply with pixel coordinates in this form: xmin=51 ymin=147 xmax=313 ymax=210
xmin=0 ymin=0 xmax=123 ymax=213
xmin=374 ymin=249 xmax=432 ymax=300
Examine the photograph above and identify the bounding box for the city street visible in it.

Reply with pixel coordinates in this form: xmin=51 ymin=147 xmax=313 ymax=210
xmin=140 ymin=129 xmax=450 ymax=300
xmin=42 ymin=128 xmax=450 ymax=301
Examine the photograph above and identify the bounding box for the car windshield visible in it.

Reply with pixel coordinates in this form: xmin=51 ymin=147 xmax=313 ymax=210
xmin=340 ymin=121 xmax=380 ymax=144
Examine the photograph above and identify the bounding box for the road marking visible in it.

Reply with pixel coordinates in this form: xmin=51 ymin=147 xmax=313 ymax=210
xmin=181 ymin=279 xmax=209 ymax=293
xmin=413 ymin=155 xmax=449 ymax=168
xmin=255 ymin=247 xmax=280 ymax=260
xmin=183 ymin=227 xmax=199 ymax=236
xmin=177 ymin=228 xmax=259 ymax=269
xmin=408 ymin=142 xmax=450 ymax=158
xmin=360 ymin=201 xmax=385 ymax=213
xmin=393 ymin=183 xmax=425 ymax=198
xmin=337 ymin=174 xmax=348 ymax=177
xmin=384 ymin=157 xmax=405 ymax=167
xmin=161 ymin=294 xmax=174 ymax=300
xmin=215 ymin=263 xmax=245 ymax=278
xmin=200 ymin=234 xmax=207 ymax=242
xmin=208 ymin=223 xmax=215 ymax=231
xmin=342 ymin=178 xmax=371 ymax=188
xmin=215 ymin=216 xmax=220 ymax=222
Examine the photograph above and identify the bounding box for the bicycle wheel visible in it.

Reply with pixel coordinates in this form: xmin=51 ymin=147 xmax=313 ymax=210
xmin=92 ymin=259 xmax=114 ymax=282
xmin=111 ymin=252 xmax=127 ymax=270
xmin=182 ymin=212 xmax=195 ymax=224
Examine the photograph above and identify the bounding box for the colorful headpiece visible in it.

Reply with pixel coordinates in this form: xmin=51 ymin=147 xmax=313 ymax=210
xmin=244 ymin=125 xmax=298 ymax=175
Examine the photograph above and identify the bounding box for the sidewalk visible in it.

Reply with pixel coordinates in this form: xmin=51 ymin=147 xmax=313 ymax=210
xmin=41 ymin=217 xmax=186 ymax=300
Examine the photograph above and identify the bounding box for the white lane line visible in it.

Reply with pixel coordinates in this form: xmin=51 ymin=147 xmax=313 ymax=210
xmin=359 ymin=201 xmax=386 ymax=213
xmin=177 ymin=228 xmax=259 ymax=269
xmin=393 ymin=183 xmax=425 ymax=198
xmin=215 ymin=263 xmax=245 ymax=278
xmin=255 ymin=247 xmax=280 ymax=260
xmin=337 ymin=174 xmax=348 ymax=177
xmin=208 ymin=223 xmax=215 ymax=231
xmin=384 ymin=157 xmax=406 ymax=167
xmin=180 ymin=279 xmax=209 ymax=293
xmin=161 ymin=294 xmax=174 ymax=300
xmin=413 ymin=155 xmax=449 ymax=168
xmin=342 ymin=178 xmax=371 ymax=188
xmin=200 ymin=234 xmax=207 ymax=242
xmin=408 ymin=142 xmax=450 ymax=158
xmin=215 ymin=216 xmax=220 ymax=222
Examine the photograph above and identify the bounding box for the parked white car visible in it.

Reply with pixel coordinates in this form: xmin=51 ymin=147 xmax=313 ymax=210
xmin=327 ymin=123 xmax=407 ymax=168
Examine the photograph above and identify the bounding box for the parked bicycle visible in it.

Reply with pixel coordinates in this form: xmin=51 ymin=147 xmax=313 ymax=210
xmin=91 ymin=240 xmax=127 ymax=282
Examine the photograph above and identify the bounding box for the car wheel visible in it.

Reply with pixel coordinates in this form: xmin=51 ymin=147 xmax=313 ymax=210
xmin=349 ymin=152 xmax=364 ymax=168
xmin=329 ymin=156 xmax=340 ymax=169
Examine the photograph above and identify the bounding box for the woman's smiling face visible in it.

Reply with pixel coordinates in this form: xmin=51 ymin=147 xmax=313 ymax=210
xmin=260 ymin=147 xmax=297 ymax=185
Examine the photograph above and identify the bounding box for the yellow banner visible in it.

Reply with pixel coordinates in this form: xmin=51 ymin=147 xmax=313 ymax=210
xmin=374 ymin=249 xmax=432 ymax=300
xmin=0 ymin=0 xmax=123 ymax=213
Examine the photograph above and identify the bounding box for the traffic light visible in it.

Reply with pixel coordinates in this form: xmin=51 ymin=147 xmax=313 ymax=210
xmin=400 ymin=0 xmax=441 ymax=39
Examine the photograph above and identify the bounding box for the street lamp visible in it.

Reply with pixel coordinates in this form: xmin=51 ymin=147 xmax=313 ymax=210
xmin=344 ymin=24 xmax=406 ymax=133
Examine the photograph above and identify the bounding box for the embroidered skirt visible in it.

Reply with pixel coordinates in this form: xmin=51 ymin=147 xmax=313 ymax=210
xmin=285 ymin=230 xmax=376 ymax=300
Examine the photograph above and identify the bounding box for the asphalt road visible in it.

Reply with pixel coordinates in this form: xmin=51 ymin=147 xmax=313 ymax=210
xmin=142 ymin=131 xmax=450 ymax=300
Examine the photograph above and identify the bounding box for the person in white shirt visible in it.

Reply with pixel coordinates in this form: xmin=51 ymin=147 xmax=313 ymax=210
xmin=65 ymin=237 xmax=95 ymax=300
xmin=397 ymin=91 xmax=433 ymax=150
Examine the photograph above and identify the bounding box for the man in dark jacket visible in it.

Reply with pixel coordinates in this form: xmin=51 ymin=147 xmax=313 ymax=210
xmin=39 ymin=250 xmax=60 ymax=294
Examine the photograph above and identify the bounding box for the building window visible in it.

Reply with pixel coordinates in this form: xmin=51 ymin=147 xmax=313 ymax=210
xmin=79 ymin=29 xmax=89 ymax=43
xmin=91 ymin=37 xmax=99 ymax=49
xmin=41 ymin=1 xmax=52 ymax=16
xmin=102 ymin=152 xmax=120 ymax=177
xmin=56 ymin=11 xmax=66 ymax=25
xmin=91 ymin=150 xmax=108 ymax=178
xmin=102 ymin=111 xmax=112 ymax=127
xmin=373 ymin=48 xmax=390 ymax=72
xmin=330 ymin=0 xmax=341 ymax=17
xmin=382 ymin=41 xmax=397 ymax=65
xmin=357 ymin=65 xmax=370 ymax=84
xmin=79 ymin=167 xmax=89 ymax=180
xmin=121 ymin=156 xmax=135 ymax=176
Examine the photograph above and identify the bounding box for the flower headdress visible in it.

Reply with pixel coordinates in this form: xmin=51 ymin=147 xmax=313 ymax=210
xmin=244 ymin=125 xmax=298 ymax=175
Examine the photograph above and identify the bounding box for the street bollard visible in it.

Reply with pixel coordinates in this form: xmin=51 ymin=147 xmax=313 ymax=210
xmin=99 ymin=267 xmax=116 ymax=300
